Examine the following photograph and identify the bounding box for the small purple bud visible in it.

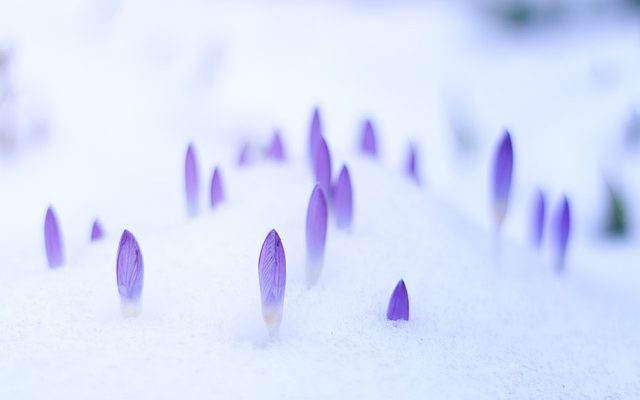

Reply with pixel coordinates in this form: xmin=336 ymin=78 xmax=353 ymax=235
xmin=309 ymin=107 xmax=322 ymax=163
xmin=44 ymin=206 xmax=65 ymax=268
xmin=312 ymin=136 xmax=332 ymax=198
xmin=238 ymin=143 xmax=251 ymax=166
xmin=405 ymin=144 xmax=420 ymax=184
xmin=91 ymin=219 xmax=105 ymax=242
xmin=184 ymin=143 xmax=200 ymax=217
xmin=210 ymin=166 xmax=224 ymax=208
xmin=117 ymin=230 xmax=144 ymax=317
xmin=333 ymin=165 xmax=353 ymax=230
xmin=531 ymin=190 xmax=546 ymax=249
xmin=387 ymin=279 xmax=409 ymax=321
xmin=492 ymin=130 xmax=513 ymax=229
xmin=360 ymin=119 xmax=378 ymax=156
xmin=554 ymin=196 xmax=571 ymax=273
xmin=306 ymin=185 xmax=328 ymax=286
xmin=258 ymin=229 xmax=286 ymax=337
xmin=265 ymin=130 xmax=285 ymax=161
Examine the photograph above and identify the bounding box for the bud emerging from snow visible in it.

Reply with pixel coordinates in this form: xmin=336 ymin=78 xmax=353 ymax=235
xmin=531 ymin=190 xmax=545 ymax=248
xmin=492 ymin=130 xmax=513 ymax=229
xmin=387 ymin=280 xmax=409 ymax=321
xmin=360 ymin=119 xmax=378 ymax=156
xmin=333 ymin=165 xmax=353 ymax=230
xmin=265 ymin=130 xmax=285 ymax=161
xmin=116 ymin=230 xmax=144 ymax=317
xmin=184 ymin=143 xmax=200 ymax=217
xmin=238 ymin=143 xmax=250 ymax=167
xmin=405 ymin=143 xmax=420 ymax=184
xmin=210 ymin=166 xmax=224 ymax=208
xmin=91 ymin=219 xmax=105 ymax=242
xmin=44 ymin=206 xmax=65 ymax=268
xmin=258 ymin=229 xmax=286 ymax=338
xmin=306 ymin=185 xmax=328 ymax=287
xmin=309 ymin=107 xmax=322 ymax=164
xmin=554 ymin=196 xmax=571 ymax=273
xmin=313 ymin=136 xmax=332 ymax=198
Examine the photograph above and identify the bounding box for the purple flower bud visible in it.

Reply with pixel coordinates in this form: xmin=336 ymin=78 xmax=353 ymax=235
xmin=333 ymin=165 xmax=353 ymax=230
xmin=492 ymin=130 xmax=513 ymax=228
xmin=405 ymin=144 xmax=420 ymax=184
xmin=91 ymin=219 xmax=105 ymax=242
xmin=210 ymin=166 xmax=224 ymax=208
xmin=312 ymin=136 xmax=332 ymax=198
xmin=116 ymin=230 xmax=144 ymax=317
xmin=238 ymin=143 xmax=250 ymax=167
xmin=531 ymin=190 xmax=546 ymax=248
xmin=309 ymin=107 xmax=322 ymax=163
xmin=184 ymin=143 xmax=200 ymax=217
xmin=306 ymin=185 xmax=328 ymax=286
xmin=554 ymin=196 xmax=571 ymax=272
xmin=44 ymin=206 xmax=65 ymax=268
xmin=387 ymin=279 xmax=409 ymax=321
xmin=258 ymin=229 xmax=286 ymax=337
xmin=360 ymin=119 xmax=378 ymax=156
xmin=265 ymin=130 xmax=285 ymax=161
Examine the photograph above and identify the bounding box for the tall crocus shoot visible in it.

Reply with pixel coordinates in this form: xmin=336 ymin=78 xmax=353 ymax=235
xmin=210 ymin=166 xmax=224 ymax=208
xmin=554 ymin=196 xmax=571 ymax=273
xmin=333 ymin=165 xmax=353 ymax=230
xmin=387 ymin=280 xmax=409 ymax=321
xmin=491 ymin=131 xmax=513 ymax=230
xmin=309 ymin=107 xmax=322 ymax=164
xmin=405 ymin=143 xmax=420 ymax=184
xmin=258 ymin=229 xmax=286 ymax=338
xmin=313 ymin=136 xmax=332 ymax=198
xmin=116 ymin=230 xmax=144 ymax=317
xmin=91 ymin=219 xmax=105 ymax=242
xmin=531 ymin=190 xmax=545 ymax=248
xmin=184 ymin=143 xmax=199 ymax=217
xmin=44 ymin=206 xmax=64 ymax=268
xmin=306 ymin=184 xmax=328 ymax=287
xmin=265 ymin=130 xmax=285 ymax=161
xmin=360 ymin=119 xmax=378 ymax=156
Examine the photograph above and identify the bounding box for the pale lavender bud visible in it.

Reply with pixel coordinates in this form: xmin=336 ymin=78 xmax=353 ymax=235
xmin=333 ymin=165 xmax=353 ymax=230
xmin=387 ymin=279 xmax=409 ymax=321
xmin=313 ymin=136 xmax=332 ymax=198
xmin=554 ymin=196 xmax=571 ymax=273
xmin=258 ymin=229 xmax=286 ymax=338
xmin=531 ymin=190 xmax=545 ymax=248
xmin=238 ymin=143 xmax=250 ymax=166
xmin=405 ymin=144 xmax=420 ymax=184
xmin=309 ymin=107 xmax=322 ymax=163
xmin=116 ymin=230 xmax=144 ymax=317
xmin=210 ymin=166 xmax=224 ymax=208
xmin=306 ymin=184 xmax=328 ymax=286
xmin=265 ymin=130 xmax=285 ymax=161
xmin=360 ymin=119 xmax=378 ymax=156
xmin=184 ymin=143 xmax=199 ymax=217
xmin=492 ymin=130 xmax=513 ymax=229
xmin=91 ymin=219 xmax=105 ymax=242
xmin=44 ymin=206 xmax=65 ymax=268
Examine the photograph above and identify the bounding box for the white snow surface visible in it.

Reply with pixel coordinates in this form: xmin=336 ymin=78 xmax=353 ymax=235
xmin=0 ymin=0 xmax=639 ymax=398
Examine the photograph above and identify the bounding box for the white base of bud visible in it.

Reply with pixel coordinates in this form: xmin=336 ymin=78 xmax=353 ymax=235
xmin=120 ymin=299 xmax=142 ymax=318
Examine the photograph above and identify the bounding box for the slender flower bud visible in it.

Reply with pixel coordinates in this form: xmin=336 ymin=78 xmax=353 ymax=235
xmin=44 ymin=206 xmax=65 ymax=268
xmin=531 ymin=190 xmax=545 ymax=248
xmin=333 ymin=165 xmax=353 ymax=230
xmin=405 ymin=144 xmax=420 ymax=184
xmin=265 ymin=130 xmax=285 ymax=161
xmin=387 ymin=280 xmax=409 ymax=321
xmin=91 ymin=219 xmax=105 ymax=242
xmin=210 ymin=166 xmax=224 ymax=208
xmin=116 ymin=230 xmax=144 ymax=317
xmin=258 ymin=229 xmax=286 ymax=338
xmin=309 ymin=107 xmax=322 ymax=164
xmin=554 ymin=196 xmax=571 ymax=273
xmin=492 ymin=130 xmax=513 ymax=229
xmin=238 ymin=143 xmax=250 ymax=166
xmin=360 ymin=119 xmax=378 ymax=156
xmin=306 ymin=185 xmax=328 ymax=287
xmin=184 ymin=143 xmax=200 ymax=217
xmin=313 ymin=136 xmax=332 ymax=198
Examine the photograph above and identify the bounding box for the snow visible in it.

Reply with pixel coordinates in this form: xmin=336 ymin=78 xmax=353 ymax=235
xmin=1 ymin=0 xmax=639 ymax=398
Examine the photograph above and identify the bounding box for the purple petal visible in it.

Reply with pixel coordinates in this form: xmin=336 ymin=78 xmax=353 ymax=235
xmin=91 ymin=219 xmax=105 ymax=242
xmin=44 ymin=206 xmax=65 ymax=268
xmin=554 ymin=196 xmax=571 ymax=272
xmin=405 ymin=144 xmax=420 ymax=184
xmin=492 ymin=130 xmax=513 ymax=227
xmin=258 ymin=229 xmax=286 ymax=337
xmin=210 ymin=166 xmax=224 ymax=208
xmin=387 ymin=279 xmax=409 ymax=321
xmin=360 ymin=119 xmax=378 ymax=156
xmin=333 ymin=165 xmax=353 ymax=230
xmin=531 ymin=190 xmax=546 ymax=248
xmin=184 ymin=143 xmax=199 ymax=217
xmin=309 ymin=107 xmax=322 ymax=163
xmin=116 ymin=230 xmax=144 ymax=314
xmin=312 ymin=136 xmax=332 ymax=198
xmin=306 ymin=184 xmax=328 ymax=286
xmin=265 ymin=130 xmax=285 ymax=161
xmin=238 ymin=143 xmax=250 ymax=167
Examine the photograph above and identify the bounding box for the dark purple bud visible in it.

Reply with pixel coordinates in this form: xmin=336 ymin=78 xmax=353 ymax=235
xmin=238 ymin=143 xmax=251 ymax=166
xmin=387 ymin=279 xmax=409 ymax=321
xmin=210 ymin=166 xmax=224 ymax=208
xmin=184 ymin=143 xmax=199 ymax=217
xmin=405 ymin=143 xmax=420 ymax=184
xmin=258 ymin=229 xmax=286 ymax=337
xmin=333 ymin=165 xmax=353 ymax=230
xmin=309 ymin=107 xmax=322 ymax=163
xmin=306 ymin=184 xmax=328 ymax=286
xmin=44 ymin=206 xmax=65 ymax=268
xmin=91 ymin=219 xmax=105 ymax=242
xmin=360 ymin=119 xmax=378 ymax=156
xmin=554 ymin=196 xmax=571 ymax=273
xmin=492 ymin=130 xmax=513 ymax=228
xmin=116 ymin=230 xmax=144 ymax=317
xmin=531 ymin=190 xmax=545 ymax=248
xmin=265 ymin=130 xmax=285 ymax=161
xmin=312 ymin=136 xmax=332 ymax=198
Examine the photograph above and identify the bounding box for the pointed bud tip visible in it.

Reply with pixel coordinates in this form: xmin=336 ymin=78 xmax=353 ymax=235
xmin=91 ymin=219 xmax=105 ymax=241
xmin=387 ymin=279 xmax=409 ymax=321
xmin=333 ymin=165 xmax=353 ymax=230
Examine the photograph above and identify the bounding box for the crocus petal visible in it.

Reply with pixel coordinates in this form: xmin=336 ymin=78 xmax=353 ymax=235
xmin=554 ymin=196 xmax=571 ymax=272
xmin=309 ymin=107 xmax=322 ymax=163
xmin=44 ymin=206 xmax=65 ymax=268
xmin=333 ymin=165 xmax=353 ymax=230
xmin=387 ymin=279 xmax=409 ymax=321
xmin=306 ymin=185 xmax=328 ymax=286
xmin=360 ymin=119 xmax=378 ymax=156
xmin=405 ymin=144 xmax=420 ymax=184
xmin=265 ymin=130 xmax=285 ymax=161
xmin=91 ymin=219 xmax=105 ymax=242
xmin=532 ymin=190 xmax=545 ymax=248
xmin=210 ymin=166 xmax=224 ymax=208
xmin=258 ymin=229 xmax=286 ymax=337
xmin=313 ymin=136 xmax=332 ymax=198
xmin=116 ymin=230 xmax=144 ymax=317
xmin=492 ymin=130 xmax=513 ymax=228
xmin=184 ymin=143 xmax=199 ymax=217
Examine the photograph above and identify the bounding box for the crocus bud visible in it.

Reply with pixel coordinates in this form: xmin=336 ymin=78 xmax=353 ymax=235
xmin=333 ymin=165 xmax=353 ymax=230
xmin=360 ymin=119 xmax=378 ymax=156
xmin=44 ymin=206 xmax=65 ymax=268
xmin=405 ymin=144 xmax=420 ymax=184
xmin=258 ymin=229 xmax=286 ymax=338
xmin=116 ymin=230 xmax=144 ymax=317
xmin=312 ymin=136 xmax=332 ymax=198
xmin=184 ymin=143 xmax=199 ymax=217
xmin=265 ymin=130 xmax=285 ymax=161
xmin=238 ymin=143 xmax=250 ymax=167
xmin=306 ymin=185 xmax=328 ymax=287
xmin=91 ymin=219 xmax=105 ymax=242
xmin=531 ymin=190 xmax=545 ymax=248
xmin=309 ymin=107 xmax=322 ymax=164
xmin=554 ymin=196 xmax=571 ymax=273
xmin=387 ymin=279 xmax=409 ymax=321
xmin=491 ymin=130 xmax=513 ymax=230
xmin=210 ymin=166 xmax=224 ymax=208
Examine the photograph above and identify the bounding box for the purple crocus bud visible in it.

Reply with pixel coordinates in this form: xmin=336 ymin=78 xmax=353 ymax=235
xmin=91 ymin=219 xmax=105 ymax=242
xmin=116 ymin=230 xmax=144 ymax=317
xmin=44 ymin=206 xmax=65 ymax=268
xmin=184 ymin=143 xmax=199 ymax=217
xmin=210 ymin=166 xmax=224 ymax=208
xmin=491 ymin=130 xmax=513 ymax=229
xmin=333 ymin=165 xmax=353 ymax=230
xmin=313 ymin=136 xmax=332 ymax=198
xmin=554 ymin=196 xmax=571 ymax=273
xmin=360 ymin=119 xmax=378 ymax=156
xmin=265 ymin=130 xmax=285 ymax=161
xmin=238 ymin=143 xmax=250 ymax=167
xmin=258 ymin=229 xmax=286 ymax=338
xmin=531 ymin=190 xmax=545 ymax=248
xmin=309 ymin=107 xmax=322 ymax=163
xmin=405 ymin=144 xmax=420 ymax=184
xmin=387 ymin=279 xmax=409 ymax=321
xmin=306 ymin=184 xmax=328 ymax=287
